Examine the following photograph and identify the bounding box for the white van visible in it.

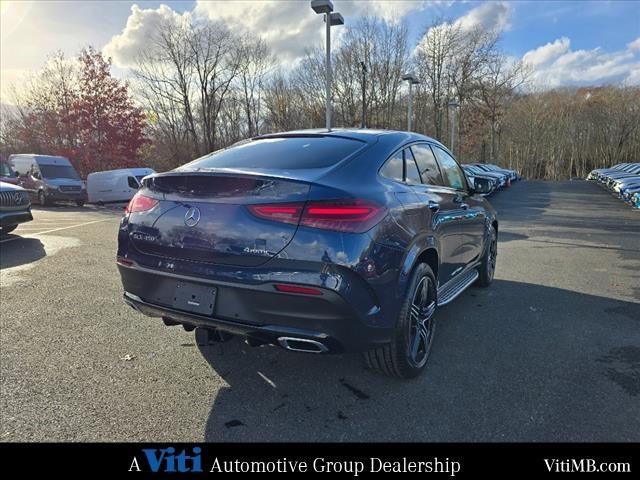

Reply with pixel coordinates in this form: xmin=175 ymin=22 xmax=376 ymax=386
xmin=87 ymin=168 xmax=155 ymax=204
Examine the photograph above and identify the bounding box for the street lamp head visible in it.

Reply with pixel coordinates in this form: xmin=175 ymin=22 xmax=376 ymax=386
xmin=402 ymin=73 xmax=418 ymax=83
xmin=311 ymin=0 xmax=333 ymax=14
xmin=328 ymin=12 xmax=344 ymax=26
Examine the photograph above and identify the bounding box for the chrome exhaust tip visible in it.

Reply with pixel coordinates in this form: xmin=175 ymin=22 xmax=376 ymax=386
xmin=277 ymin=337 xmax=328 ymax=353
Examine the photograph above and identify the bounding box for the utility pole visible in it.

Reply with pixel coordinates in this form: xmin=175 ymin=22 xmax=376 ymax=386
xmin=360 ymin=61 xmax=367 ymax=128
xmin=402 ymin=73 xmax=420 ymax=132
xmin=311 ymin=1 xmax=344 ymax=131
xmin=448 ymin=99 xmax=460 ymax=154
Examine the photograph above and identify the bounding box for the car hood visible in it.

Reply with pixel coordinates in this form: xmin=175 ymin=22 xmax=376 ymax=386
xmin=0 ymin=181 xmax=26 ymax=192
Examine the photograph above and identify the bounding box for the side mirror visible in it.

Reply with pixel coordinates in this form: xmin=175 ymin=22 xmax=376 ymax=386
xmin=473 ymin=177 xmax=493 ymax=195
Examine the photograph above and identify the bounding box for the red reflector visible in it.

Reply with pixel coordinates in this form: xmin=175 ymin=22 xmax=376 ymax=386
xmin=116 ymin=257 xmax=134 ymax=267
xmin=274 ymin=284 xmax=323 ymax=296
xmin=125 ymin=193 xmax=158 ymax=214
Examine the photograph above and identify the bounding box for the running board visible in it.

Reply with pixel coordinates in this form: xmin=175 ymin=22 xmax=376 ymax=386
xmin=437 ymin=269 xmax=479 ymax=306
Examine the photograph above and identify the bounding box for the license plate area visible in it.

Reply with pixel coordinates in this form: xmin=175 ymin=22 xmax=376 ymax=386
xmin=172 ymin=282 xmax=216 ymax=315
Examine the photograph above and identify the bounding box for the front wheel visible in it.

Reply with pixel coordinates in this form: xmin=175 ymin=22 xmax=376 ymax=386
xmin=0 ymin=225 xmax=17 ymax=235
xmin=364 ymin=263 xmax=437 ymax=378
xmin=477 ymin=226 xmax=497 ymax=287
xmin=38 ymin=190 xmax=48 ymax=206
xmin=76 ymin=200 xmax=85 ymax=207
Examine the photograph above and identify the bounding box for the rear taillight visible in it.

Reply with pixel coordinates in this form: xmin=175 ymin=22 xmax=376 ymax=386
xmin=125 ymin=193 xmax=158 ymax=214
xmin=246 ymin=204 xmax=303 ymax=225
xmin=247 ymin=199 xmax=386 ymax=233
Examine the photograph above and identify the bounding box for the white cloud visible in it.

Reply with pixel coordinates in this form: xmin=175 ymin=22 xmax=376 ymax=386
xmin=522 ymin=37 xmax=570 ymax=67
xmin=628 ymin=37 xmax=640 ymax=52
xmin=522 ymin=37 xmax=640 ymax=88
xmin=103 ymin=4 xmax=192 ymax=68
xmin=454 ymin=1 xmax=512 ymax=33
xmin=194 ymin=1 xmax=430 ymax=62
xmin=414 ymin=2 xmax=512 ymax=58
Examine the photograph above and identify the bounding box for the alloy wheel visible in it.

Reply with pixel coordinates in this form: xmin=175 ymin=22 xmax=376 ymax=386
xmin=407 ymin=277 xmax=436 ymax=368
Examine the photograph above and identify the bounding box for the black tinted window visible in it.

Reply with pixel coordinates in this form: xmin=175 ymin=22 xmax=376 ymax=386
xmin=404 ymin=149 xmax=421 ymax=185
xmin=411 ymin=144 xmax=444 ymax=185
xmin=0 ymin=163 xmax=12 ymax=177
xmin=39 ymin=165 xmax=79 ymax=180
xmin=432 ymin=146 xmax=466 ymax=190
xmin=127 ymin=176 xmax=140 ymax=189
xmin=181 ymin=136 xmax=364 ymax=170
xmin=380 ymin=150 xmax=403 ymax=182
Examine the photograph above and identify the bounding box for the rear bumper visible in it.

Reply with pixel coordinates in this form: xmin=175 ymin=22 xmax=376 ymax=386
xmin=118 ymin=263 xmax=395 ymax=353
xmin=0 ymin=209 xmax=33 ymax=228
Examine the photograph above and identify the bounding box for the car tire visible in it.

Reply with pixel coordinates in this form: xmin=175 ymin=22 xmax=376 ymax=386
xmin=477 ymin=226 xmax=497 ymax=287
xmin=364 ymin=263 xmax=437 ymax=379
xmin=76 ymin=200 xmax=85 ymax=207
xmin=0 ymin=225 xmax=17 ymax=235
xmin=38 ymin=190 xmax=48 ymax=206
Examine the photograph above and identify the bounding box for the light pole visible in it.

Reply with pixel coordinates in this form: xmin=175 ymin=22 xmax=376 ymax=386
xmin=360 ymin=61 xmax=367 ymax=128
xmin=311 ymin=0 xmax=344 ymax=131
xmin=448 ymin=99 xmax=460 ymax=154
xmin=402 ymin=73 xmax=420 ymax=131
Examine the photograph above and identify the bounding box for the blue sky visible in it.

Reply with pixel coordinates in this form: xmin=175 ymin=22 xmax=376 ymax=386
xmin=1 ymin=0 xmax=639 ymax=100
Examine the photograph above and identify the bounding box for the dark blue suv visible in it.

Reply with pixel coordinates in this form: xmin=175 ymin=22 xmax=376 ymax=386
xmin=117 ymin=129 xmax=498 ymax=378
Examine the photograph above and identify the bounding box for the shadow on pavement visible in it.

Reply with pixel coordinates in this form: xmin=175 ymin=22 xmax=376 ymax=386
xmin=0 ymin=237 xmax=46 ymax=269
xmin=197 ymin=280 xmax=640 ymax=442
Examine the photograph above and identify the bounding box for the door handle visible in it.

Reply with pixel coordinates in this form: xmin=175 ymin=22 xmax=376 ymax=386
xmin=428 ymin=201 xmax=440 ymax=212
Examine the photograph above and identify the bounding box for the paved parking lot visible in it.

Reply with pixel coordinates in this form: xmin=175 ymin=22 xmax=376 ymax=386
xmin=1 ymin=181 xmax=639 ymax=442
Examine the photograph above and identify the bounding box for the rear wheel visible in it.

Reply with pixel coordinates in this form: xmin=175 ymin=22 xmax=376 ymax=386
xmin=38 ymin=190 xmax=48 ymax=206
xmin=477 ymin=226 xmax=497 ymax=287
xmin=76 ymin=200 xmax=85 ymax=207
xmin=364 ymin=263 xmax=437 ymax=378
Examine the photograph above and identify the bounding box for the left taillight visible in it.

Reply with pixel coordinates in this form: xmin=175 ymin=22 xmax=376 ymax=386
xmin=125 ymin=193 xmax=158 ymax=214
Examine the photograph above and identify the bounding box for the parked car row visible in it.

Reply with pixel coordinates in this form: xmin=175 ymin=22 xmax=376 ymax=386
xmin=462 ymin=163 xmax=521 ymax=195
xmin=1 ymin=155 xmax=154 ymax=208
xmin=587 ymin=163 xmax=640 ymax=209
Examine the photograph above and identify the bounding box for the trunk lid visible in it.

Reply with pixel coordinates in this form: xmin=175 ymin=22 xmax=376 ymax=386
xmin=128 ymin=172 xmax=310 ymax=267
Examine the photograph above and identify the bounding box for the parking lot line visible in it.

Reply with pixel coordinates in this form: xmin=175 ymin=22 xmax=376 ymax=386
xmin=0 ymin=218 xmax=114 ymax=244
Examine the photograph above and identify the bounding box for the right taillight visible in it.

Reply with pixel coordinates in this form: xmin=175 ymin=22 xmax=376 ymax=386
xmin=125 ymin=193 xmax=158 ymax=214
xmin=247 ymin=199 xmax=386 ymax=233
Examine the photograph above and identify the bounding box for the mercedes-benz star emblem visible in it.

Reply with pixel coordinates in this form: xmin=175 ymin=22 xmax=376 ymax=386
xmin=14 ymin=193 xmax=23 ymax=205
xmin=184 ymin=207 xmax=201 ymax=227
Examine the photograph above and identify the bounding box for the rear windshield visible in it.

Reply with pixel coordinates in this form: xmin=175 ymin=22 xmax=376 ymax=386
xmin=40 ymin=165 xmax=80 ymax=180
xmin=180 ymin=136 xmax=365 ymax=171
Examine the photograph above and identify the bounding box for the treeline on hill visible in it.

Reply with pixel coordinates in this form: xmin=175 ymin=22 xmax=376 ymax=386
xmin=1 ymin=17 xmax=638 ymax=179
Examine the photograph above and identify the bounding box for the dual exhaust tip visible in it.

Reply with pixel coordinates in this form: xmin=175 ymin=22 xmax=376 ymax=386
xmin=277 ymin=336 xmax=328 ymax=353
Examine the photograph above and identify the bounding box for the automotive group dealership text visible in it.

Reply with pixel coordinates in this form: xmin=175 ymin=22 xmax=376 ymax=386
xmin=130 ymin=452 xmax=461 ymax=476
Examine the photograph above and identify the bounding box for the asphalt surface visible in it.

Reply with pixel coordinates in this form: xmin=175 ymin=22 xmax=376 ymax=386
xmin=1 ymin=181 xmax=639 ymax=442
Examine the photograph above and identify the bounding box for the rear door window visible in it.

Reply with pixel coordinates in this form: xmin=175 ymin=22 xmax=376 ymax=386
xmin=432 ymin=146 xmax=466 ymax=191
xmin=181 ymin=136 xmax=365 ymax=170
xmin=410 ymin=144 xmax=444 ymax=186
xmin=380 ymin=150 xmax=404 ymax=182
xmin=404 ymin=149 xmax=422 ymax=185
xmin=380 ymin=149 xmax=422 ymax=184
